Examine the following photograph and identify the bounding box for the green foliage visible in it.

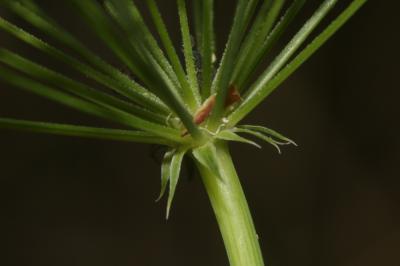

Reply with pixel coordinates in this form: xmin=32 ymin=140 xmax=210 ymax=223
xmin=216 ymin=130 xmax=261 ymax=149
xmin=157 ymin=149 xmax=175 ymax=201
xmin=0 ymin=118 xmax=173 ymax=145
xmin=0 ymin=0 xmax=366 ymax=211
xmin=0 ymin=0 xmax=367 ymax=264
xmin=166 ymin=148 xmax=187 ymax=219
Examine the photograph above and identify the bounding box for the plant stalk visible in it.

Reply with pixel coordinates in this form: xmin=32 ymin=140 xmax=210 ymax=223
xmin=196 ymin=141 xmax=264 ymax=266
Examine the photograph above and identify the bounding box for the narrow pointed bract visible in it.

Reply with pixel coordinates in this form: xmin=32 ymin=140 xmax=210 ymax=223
xmin=239 ymin=125 xmax=297 ymax=146
xmin=166 ymin=149 xmax=187 ymax=219
xmin=233 ymin=127 xmax=297 ymax=154
xmin=157 ymin=149 xmax=175 ymax=202
xmin=216 ymin=130 xmax=261 ymax=149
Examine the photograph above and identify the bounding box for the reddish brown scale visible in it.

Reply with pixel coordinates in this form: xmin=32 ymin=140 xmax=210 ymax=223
xmin=181 ymin=85 xmax=241 ymax=137
xmin=225 ymin=84 xmax=241 ymax=107
xmin=181 ymin=94 xmax=216 ymax=137
xmin=194 ymin=94 xmax=216 ymax=125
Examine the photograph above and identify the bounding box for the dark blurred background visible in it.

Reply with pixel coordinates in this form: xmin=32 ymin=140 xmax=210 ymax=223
xmin=1 ymin=1 xmax=399 ymax=265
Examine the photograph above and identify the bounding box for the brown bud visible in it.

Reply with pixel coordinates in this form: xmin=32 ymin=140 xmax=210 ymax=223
xmin=225 ymin=84 xmax=241 ymax=107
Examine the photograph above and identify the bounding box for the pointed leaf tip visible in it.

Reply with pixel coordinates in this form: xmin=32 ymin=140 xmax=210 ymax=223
xmin=156 ymin=149 xmax=174 ymax=202
xmin=216 ymin=130 xmax=261 ymax=149
xmin=240 ymin=125 xmax=297 ymax=147
xmin=233 ymin=127 xmax=292 ymax=154
xmin=166 ymin=148 xmax=187 ymax=219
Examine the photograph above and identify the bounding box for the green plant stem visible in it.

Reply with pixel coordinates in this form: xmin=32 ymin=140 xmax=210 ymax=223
xmin=0 ymin=118 xmax=176 ymax=146
xmin=227 ymin=0 xmax=367 ymax=127
xmin=195 ymin=141 xmax=264 ymax=266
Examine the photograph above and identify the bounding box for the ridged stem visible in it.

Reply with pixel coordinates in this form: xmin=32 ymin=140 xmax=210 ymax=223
xmin=196 ymin=141 xmax=264 ymax=266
